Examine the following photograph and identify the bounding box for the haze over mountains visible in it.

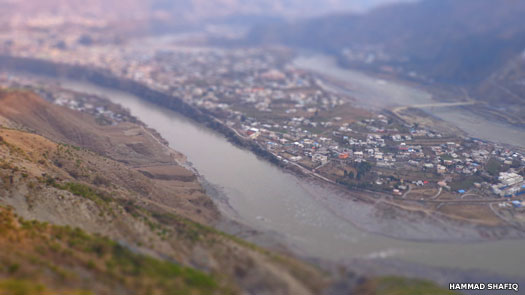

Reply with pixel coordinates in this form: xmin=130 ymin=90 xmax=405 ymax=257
xmin=243 ymin=0 xmax=525 ymax=125
xmin=0 ymin=0 xmax=406 ymax=25
xmin=6 ymin=0 xmax=522 ymax=100
xmin=247 ymin=0 xmax=525 ymax=83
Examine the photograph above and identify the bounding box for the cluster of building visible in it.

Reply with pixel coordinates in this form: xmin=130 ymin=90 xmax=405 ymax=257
xmin=1 ymin=29 xmax=524 ymax=202
xmin=492 ymin=172 xmax=525 ymax=198
xmin=245 ymin=109 xmax=525 ymax=195
xmin=0 ymin=74 xmax=132 ymax=126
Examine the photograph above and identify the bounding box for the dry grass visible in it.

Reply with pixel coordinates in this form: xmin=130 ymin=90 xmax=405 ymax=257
xmin=437 ymin=204 xmax=503 ymax=226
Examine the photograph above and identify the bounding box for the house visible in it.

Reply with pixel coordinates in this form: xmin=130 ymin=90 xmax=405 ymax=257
xmin=312 ymin=154 xmax=328 ymax=165
xmin=392 ymin=134 xmax=402 ymax=141
xmin=354 ymin=151 xmax=364 ymax=158
xmin=290 ymin=156 xmax=302 ymax=162
xmin=338 ymin=153 xmax=349 ymax=159
xmin=437 ymin=165 xmax=447 ymax=174
xmin=498 ymin=172 xmax=523 ymax=186
xmin=246 ymin=128 xmax=260 ymax=139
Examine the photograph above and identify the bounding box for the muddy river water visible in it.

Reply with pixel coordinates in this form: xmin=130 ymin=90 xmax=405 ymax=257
xmin=51 ymin=78 xmax=525 ymax=279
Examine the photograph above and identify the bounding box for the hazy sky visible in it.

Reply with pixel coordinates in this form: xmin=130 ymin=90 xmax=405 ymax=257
xmin=232 ymin=0 xmax=416 ymax=19
xmin=316 ymin=0 xmax=414 ymax=13
xmin=162 ymin=0 xmax=417 ymax=21
xmin=0 ymin=0 xmax=416 ymax=25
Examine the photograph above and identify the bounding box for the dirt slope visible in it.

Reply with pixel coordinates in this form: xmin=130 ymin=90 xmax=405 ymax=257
xmin=0 ymin=89 xmax=177 ymax=165
xmin=0 ymin=89 xmax=218 ymax=224
xmin=0 ymin=89 xmax=328 ymax=294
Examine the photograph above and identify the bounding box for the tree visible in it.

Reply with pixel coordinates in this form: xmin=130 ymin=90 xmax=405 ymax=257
xmin=356 ymin=161 xmax=372 ymax=174
xmin=485 ymin=158 xmax=502 ymax=177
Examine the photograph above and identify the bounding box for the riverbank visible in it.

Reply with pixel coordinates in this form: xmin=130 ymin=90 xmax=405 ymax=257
xmin=45 ymin=77 xmax=525 ymax=278
xmin=2 ymin=55 xmax=524 ymax=242
xmin=335 ymin=53 xmax=525 ymax=129
xmin=294 ymin=54 xmax=525 ymax=148
xmin=0 ymin=55 xmax=285 ymax=166
xmin=2 ymin=57 xmax=525 ymax=279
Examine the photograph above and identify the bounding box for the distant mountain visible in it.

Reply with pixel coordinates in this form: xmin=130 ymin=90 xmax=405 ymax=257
xmin=149 ymin=0 xmax=409 ymax=20
xmin=246 ymin=0 xmax=525 ymax=85
xmin=473 ymin=52 xmax=525 ymax=124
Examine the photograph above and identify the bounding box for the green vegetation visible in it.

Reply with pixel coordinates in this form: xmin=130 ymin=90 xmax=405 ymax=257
xmin=440 ymin=154 xmax=453 ymax=161
xmin=42 ymin=178 xmax=114 ymax=213
xmin=115 ymin=199 xmax=325 ymax=292
xmin=60 ymin=182 xmax=113 ymax=204
xmin=0 ymin=207 xmax=227 ymax=295
xmin=337 ymin=178 xmax=375 ymax=190
xmin=450 ymin=175 xmax=484 ymax=191
xmin=486 ymin=158 xmax=503 ymax=177
xmin=355 ymin=161 xmax=372 ymax=180
xmin=0 ymin=279 xmax=48 ymax=295
xmin=0 ymin=279 xmax=92 ymax=295
xmin=335 ymin=161 xmax=375 ymax=190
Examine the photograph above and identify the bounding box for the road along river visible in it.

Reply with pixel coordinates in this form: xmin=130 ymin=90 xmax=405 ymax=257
xmin=51 ymin=78 xmax=525 ymax=279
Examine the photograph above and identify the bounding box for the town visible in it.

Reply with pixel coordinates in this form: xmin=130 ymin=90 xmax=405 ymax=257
xmin=1 ymin=23 xmax=524 ymax=227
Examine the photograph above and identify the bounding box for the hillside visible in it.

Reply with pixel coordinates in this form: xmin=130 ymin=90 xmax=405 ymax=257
xmin=0 ymin=206 xmax=225 ymax=295
xmin=243 ymin=0 xmax=525 ymax=126
xmin=247 ymin=0 xmax=525 ymax=85
xmin=0 ymin=88 xmax=218 ymax=225
xmin=0 ymin=89 xmax=179 ymax=166
xmin=0 ymin=131 xmax=326 ymax=294
xmin=0 ymin=88 xmax=463 ymax=294
xmin=473 ymin=53 xmax=525 ymax=125
xmin=0 ymin=89 xmax=462 ymax=295
xmin=0 ymin=89 xmax=329 ymax=294
xmin=0 ymin=207 xmax=456 ymax=295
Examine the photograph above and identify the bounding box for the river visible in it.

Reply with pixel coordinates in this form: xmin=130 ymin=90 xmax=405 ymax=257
xmin=51 ymin=78 xmax=525 ymax=279
xmin=294 ymin=54 xmax=525 ymax=147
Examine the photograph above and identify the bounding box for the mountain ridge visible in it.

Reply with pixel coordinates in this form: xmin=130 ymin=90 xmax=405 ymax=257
xmin=242 ymin=0 xmax=525 ymax=125
xmin=246 ymin=0 xmax=525 ymax=84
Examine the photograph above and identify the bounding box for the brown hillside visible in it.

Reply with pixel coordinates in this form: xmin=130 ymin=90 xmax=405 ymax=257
xmin=0 ymin=89 xmax=172 ymax=165
xmin=0 ymin=207 xmax=227 ymax=295
xmin=0 ymin=125 xmax=327 ymax=295
xmin=0 ymin=90 xmax=329 ymax=294
xmin=0 ymin=89 xmax=218 ymax=225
